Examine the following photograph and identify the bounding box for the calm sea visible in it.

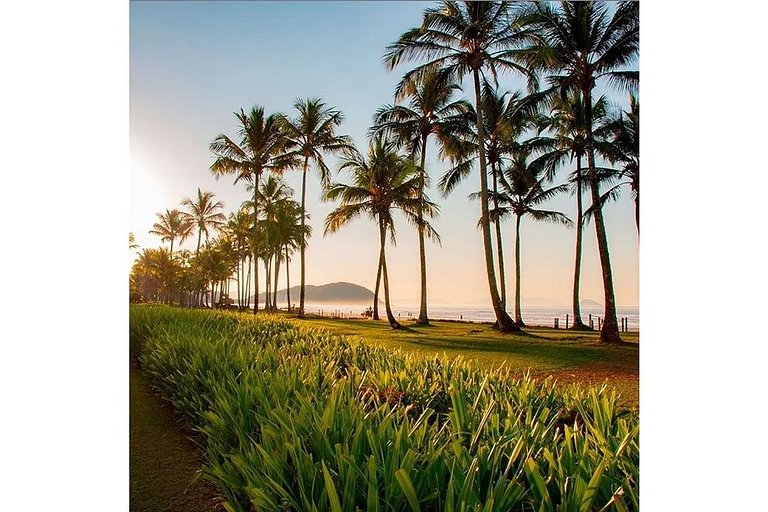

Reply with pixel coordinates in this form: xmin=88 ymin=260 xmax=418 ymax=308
xmin=302 ymin=303 xmax=640 ymax=332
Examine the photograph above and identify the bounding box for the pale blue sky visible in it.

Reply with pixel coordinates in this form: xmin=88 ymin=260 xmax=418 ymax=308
xmin=130 ymin=1 xmax=638 ymax=306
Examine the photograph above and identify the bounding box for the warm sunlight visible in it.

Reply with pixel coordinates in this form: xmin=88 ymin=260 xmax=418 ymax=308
xmin=128 ymin=3 xmax=640 ymax=510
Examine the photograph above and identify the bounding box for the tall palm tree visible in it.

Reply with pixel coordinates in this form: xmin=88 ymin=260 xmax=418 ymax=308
xmin=210 ymin=106 xmax=290 ymax=314
xmin=180 ymin=188 xmax=226 ymax=256
xmin=281 ymin=98 xmax=354 ymax=318
xmin=530 ymin=93 xmax=611 ymax=330
xmin=482 ymin=149 xmax=572 ymax=325
xmin=371 ymin=70 xmax=470 ymax=325
xmin=324 ymin=137 xmax=438 ymax=330
xmin=149 ymin=208 xmax=193 ymax=258
xmin=440 ymin=80 xmax=539 ymax=311
xmin=515 ymin=0 xmax=638 ymax=343
xmin=385 ymin=1 xmax=536 ymax=332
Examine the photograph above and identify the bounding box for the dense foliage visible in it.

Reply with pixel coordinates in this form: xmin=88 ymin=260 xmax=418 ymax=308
xmin=131 ymin=305 xmax=638 ymax=511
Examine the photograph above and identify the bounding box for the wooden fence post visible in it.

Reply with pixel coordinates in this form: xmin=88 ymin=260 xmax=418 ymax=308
xmin=566 ymin=314 xmax=569 ymax=329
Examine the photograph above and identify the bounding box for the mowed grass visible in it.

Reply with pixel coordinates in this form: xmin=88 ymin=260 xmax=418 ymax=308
xmin=286 ymin=315 xmax=639 ymax=408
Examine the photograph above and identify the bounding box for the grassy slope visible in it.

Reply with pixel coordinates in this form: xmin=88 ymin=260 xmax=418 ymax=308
xmin=287 ymin=315 xmax=639 ymax=408
xmin=130 ymin=362 xmax=221 ymax=511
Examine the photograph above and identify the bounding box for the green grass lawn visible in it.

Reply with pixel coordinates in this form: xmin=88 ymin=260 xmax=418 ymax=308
xmin=285 ymin=314 xmax=639 ymax=408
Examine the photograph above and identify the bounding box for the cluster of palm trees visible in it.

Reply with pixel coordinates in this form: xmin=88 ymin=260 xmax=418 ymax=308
xmin=129 ymin=180 xmax=308 ymax=310
xmin=378 ymin=0 xmax=638 ymax=343
xmin=131 ymin=1 xmax=638 ymax=344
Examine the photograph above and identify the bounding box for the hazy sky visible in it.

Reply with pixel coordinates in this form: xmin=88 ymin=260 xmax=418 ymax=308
xmin=130 ymin=0 xmax=638 ymax=307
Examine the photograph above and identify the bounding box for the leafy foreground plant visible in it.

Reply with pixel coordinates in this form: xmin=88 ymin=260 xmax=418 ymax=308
xmin=131 ymin=305 xmax=638 ymax=511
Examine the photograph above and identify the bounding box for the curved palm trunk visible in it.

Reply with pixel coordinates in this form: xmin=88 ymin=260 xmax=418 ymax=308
xmin=472 ymin=69 xmax=519 ymax=332
xmin=195 ymin=228 xmax=202 ymax=256
xmin=570 ymin=157 xmax=589 ymax=330
xmin=416 ymin=134 xmax=430 ymax=325
xmin=492 ymin=161 xmax=507 ymax=310
xmin=584 ymin=87 xmax=621 ymax=343
xmin=378 ymin=220 xmax=401 ymax=329
xmin=298 ymin=157 xmax=309 ymax=318
xmin=285 ymin=247 xmax=291 ymax=311
xmin=372 ymin=258 xmax=382 ymax=321
xmin=253 ymin=175 xmax=260 ymax=315
xmin=513 ymin=214 xmax=525 ymax=326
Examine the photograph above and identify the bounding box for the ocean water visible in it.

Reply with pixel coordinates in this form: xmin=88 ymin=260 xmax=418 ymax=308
xmin=301 ymin=303 xmax=640 ymax=332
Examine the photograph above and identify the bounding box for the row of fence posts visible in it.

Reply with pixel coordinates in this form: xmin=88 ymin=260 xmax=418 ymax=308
xmin=555 ymin=314 xmax=632 ymax=332
xmin=316 ymin=309 xmax=416 ymax=319
xmin=316 ymin=309 xmax=353 ymax=318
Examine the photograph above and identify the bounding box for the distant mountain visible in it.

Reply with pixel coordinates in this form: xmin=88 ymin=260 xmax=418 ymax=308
xmin=581 ymin=299 xmax=603 ymax=308
xmin=253 ymin=282 xmax=379 ymax=305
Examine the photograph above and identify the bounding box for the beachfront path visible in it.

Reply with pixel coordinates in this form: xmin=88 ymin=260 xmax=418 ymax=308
xmin=130 ymin=362 xmax=221 ymax=511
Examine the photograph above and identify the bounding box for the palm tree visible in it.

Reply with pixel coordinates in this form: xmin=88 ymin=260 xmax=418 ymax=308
xmin=371 ymin=70 xmax=470 ymax=325
xmin=129 ymin=232 xmax=139 ymax=251
xmin=530 ymin=93 xmax=611 ymax=330
xmin=604 ymin=94 xmax=639 ymax=234
xmin=281 ymin=98 xmax=354 ymax=318
xmin=515 ymin=1 xmax=638 ymax=343
xmin=440 ymin=80 xmax=539 ymax=311
xmin=385 ymin=1 xmax=537 ymax=332
xmin=324 ymin=137 xmax=438 ymax=329
xmin=224 ymin=207 xmax=254 ymax=309
xmin=271 ymin=199 xmax=310 ymax=311
xmin=247 ymin=174 xmax=293 ymax=310
xmin=149 ymin=208 xmax=193 ymax=258
xmin=210 ymin=106 xmax=290 ymax=314
xmin=131 ymin=248 xmax=163 ymax=302
xmin=181 ymin=188 xmax=226 ymax=256
xmin=482 ymin=149 xmax=572 ymax=325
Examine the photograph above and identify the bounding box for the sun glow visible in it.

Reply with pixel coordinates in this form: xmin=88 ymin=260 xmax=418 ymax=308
xmin=130 ymin=153 xmax=166 ymax=251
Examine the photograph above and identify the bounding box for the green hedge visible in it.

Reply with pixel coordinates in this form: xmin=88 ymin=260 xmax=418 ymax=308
xmin=130 ymin=305 xmax=638 ymax=512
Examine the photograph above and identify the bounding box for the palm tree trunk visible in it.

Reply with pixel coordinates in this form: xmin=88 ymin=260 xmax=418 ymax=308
xmin=570 ymin=157 xmax=588 ymax=330
xmin=416 ymin=134 xmax=430 ymax=325
xmin=264 ymin=256 xmax=271 ymax=311
xmin=245 ymin=255 xmax=252 ymax=308
xmin=195 ymin=228 xmax=202 ymax=257
xmin=298 ymin=156 xmax=310 ymax=318
xmin=583 ymin=86 xmax=621 ymax=343
xmin=492 ymin=160 xmax=507 ymax=310
xmin=253 ymin=175 xmax=260 ymax=314
xmin=237 ymin=255 xmax=242 ymax=308
xmin=514 ymin=214 xmax=525 ymax=326
xmin=285 ymin=248 xmax=291 ymax=311
xmin=273 ymin=252 xmax=281 ymax=310
xmin=372 ymin=257 xmax=382 ymax=321
xmin=635 ymin=192 xmax=639 ymax=236
xmin=472 ymin=68 xmax=519 ymax=332
xmin=379 ymin=220 xmax=401 ymax=329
